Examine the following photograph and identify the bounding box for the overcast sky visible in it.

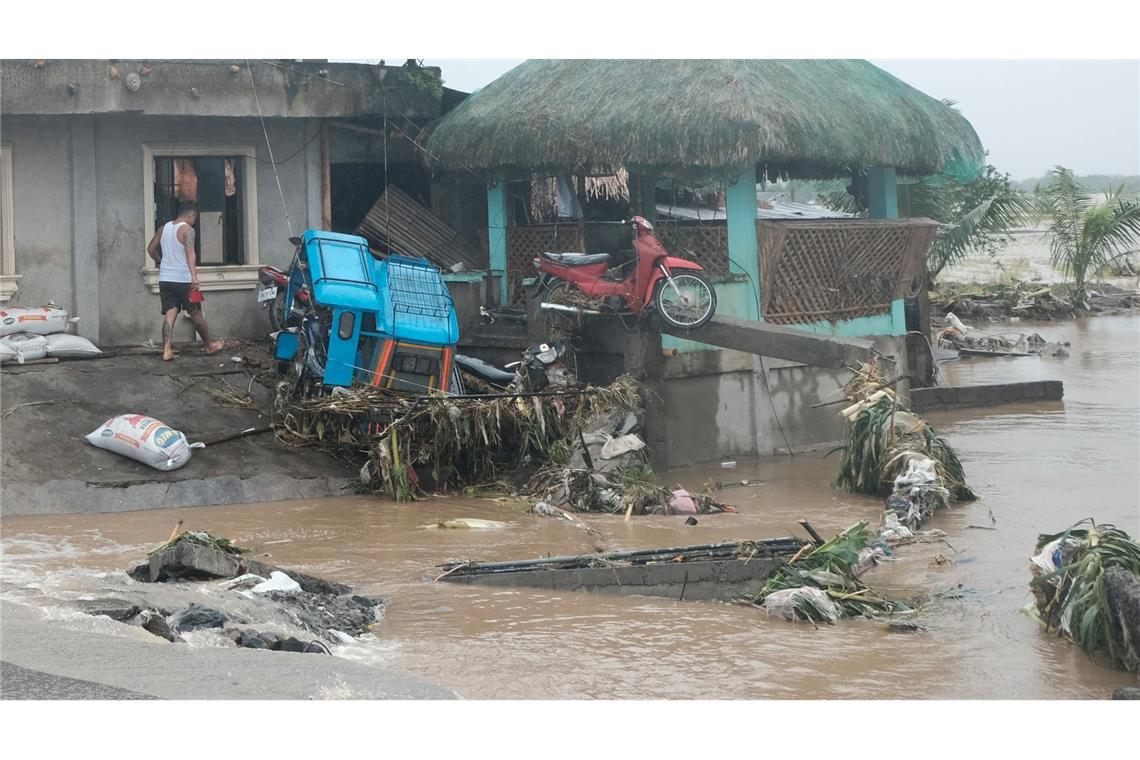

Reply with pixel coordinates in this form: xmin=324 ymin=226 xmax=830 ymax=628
xmin=421 ymin=59 xmax=1140 ymax=181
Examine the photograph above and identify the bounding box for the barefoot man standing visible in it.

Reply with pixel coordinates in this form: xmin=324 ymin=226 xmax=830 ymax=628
xmin=146 ymin=201 xmax=224 ymax=361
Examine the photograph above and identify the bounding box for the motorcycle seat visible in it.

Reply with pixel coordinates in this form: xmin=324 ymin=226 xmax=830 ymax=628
xmin=541 ymin=252 xmax=610 ymax=266
xmin=454 ymin=353 xmax=516 ymax=385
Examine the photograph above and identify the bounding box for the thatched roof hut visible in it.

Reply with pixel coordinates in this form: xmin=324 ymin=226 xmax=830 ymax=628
xmin=425 ymin=59 xmax=984 ymax=182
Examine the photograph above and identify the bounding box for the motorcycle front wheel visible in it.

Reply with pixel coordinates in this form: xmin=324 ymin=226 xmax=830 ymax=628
xmin=268 ymin=289 xmax=288 ymax=333
xmin=654 ymin=271 xmax=717 ymax=330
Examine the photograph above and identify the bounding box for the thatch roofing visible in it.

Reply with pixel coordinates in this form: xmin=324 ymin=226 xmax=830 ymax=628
xmin=425 ymin=60 xmax=985 ymax=183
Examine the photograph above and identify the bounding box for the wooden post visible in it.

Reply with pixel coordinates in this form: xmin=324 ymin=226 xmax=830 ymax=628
xmin=320 ymin=123 xmax=332 ymax=231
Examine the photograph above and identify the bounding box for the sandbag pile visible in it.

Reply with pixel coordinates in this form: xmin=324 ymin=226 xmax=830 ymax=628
xmin=0 ymin=304 xmax=100 ymax=363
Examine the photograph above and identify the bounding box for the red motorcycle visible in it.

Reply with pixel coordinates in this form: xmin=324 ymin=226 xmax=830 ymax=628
xmin=530 ymin=216 xmax=716 ymax=330
xmin=257 ymin=237 xmax=313 ymax=332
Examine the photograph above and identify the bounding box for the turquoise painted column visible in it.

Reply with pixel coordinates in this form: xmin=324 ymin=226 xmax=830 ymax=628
xmin=867 ymin=167 xmax=898 ymax=219
xmin=725 ymin=165 xmax=760 ymax=319
xmin=486 ymin=177 xmax=509 ymax=305
xmin=868 ymin=167 xmax=906 ymax=335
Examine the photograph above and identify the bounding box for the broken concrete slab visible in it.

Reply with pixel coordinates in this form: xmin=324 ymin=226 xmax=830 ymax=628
xmin=662 ymin=314 xmax=874 ymax=369
xmin=70 ymin=598 xmax=141 ymax=622
xmin=145 ymin=540 xmax=241 ymax=582
xmin=910 ymin=381 xmax=1064 ymax=412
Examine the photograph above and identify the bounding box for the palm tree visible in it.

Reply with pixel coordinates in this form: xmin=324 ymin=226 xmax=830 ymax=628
xmin=1037 ymin=166 xmax=1140 ymax=306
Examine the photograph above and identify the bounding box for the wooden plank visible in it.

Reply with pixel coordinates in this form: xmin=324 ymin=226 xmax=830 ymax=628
xmin=662 ymin=315 xmax=874 ymax=369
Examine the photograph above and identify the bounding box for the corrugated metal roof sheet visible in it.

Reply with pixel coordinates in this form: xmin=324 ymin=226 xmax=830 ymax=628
xmin=656 ymin=200 xmax=856 ymax=221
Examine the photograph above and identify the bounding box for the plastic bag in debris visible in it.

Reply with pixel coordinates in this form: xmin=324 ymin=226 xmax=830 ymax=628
xmin=250 ymin=571 xmax=301 ymax=595
xmin=664 ymin=489 xmax=698 ymax=515
xmin=893 ymin=455 xmax=938 ymax=490
xmin=879 ymin=511 xmax=914 ymax=540
xmin=44 ymin=333 xmax=101 ymax=358
xmin=1030 ymin=537 xmax=1077 ymax=576
xmin=0 ymin=305 xmax=69 ymax=336
xmin=0 ymin=341 xmax=16 ymax=364
xmin=600 ymin=433 xmax=646 ymax=460
xmin=85 ymin=414 xmax=203 ymax=471
xmin=761 ymin=586 xmax=841 ymax=623
xmin=855 ymin=542 xmax=893 ymax=577
xmin=0 ymin=333 xmax=48 ymax=363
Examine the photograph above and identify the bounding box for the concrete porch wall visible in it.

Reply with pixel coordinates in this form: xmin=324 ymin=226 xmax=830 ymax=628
xmin=661 ymin=334 xmax=906 ymax=467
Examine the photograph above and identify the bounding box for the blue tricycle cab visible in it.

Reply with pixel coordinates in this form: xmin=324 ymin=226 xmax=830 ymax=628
xmin=274 ymin=230 xmax=461 ymax=393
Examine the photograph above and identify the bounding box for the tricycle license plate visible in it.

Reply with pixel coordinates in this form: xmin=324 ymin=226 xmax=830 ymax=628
xmin=257 ymin=286 xmax=278 ymax=303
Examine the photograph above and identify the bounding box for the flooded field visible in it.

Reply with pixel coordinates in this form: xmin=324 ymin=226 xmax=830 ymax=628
xmin=2 ymin=314 xmax=1137 ymax=699
xmin=942 ymin=227 xmax=1140 ymax=288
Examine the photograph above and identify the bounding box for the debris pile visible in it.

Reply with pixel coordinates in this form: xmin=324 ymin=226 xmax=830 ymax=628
xmin=937 ymin=312 xmax=1032 ymax=356
xmin=835 ymin=362 xmax=975 ymax=533
xmin=743 ymin=522 xmax=908 ymax=623
xmin=933 ymin=281 xmax=1138 ymax=320
xmin=275 ymin=375 xmax=640 ymax=499
xmin=274 ymin=374 xmax=727 ymax=515
xmin=100 ymin=531 xmax=386 ymax=651
xmin=1027 ymin=520 xmax=1140 ymax=673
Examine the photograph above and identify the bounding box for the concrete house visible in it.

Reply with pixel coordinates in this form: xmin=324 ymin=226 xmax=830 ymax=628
xmin=0 ymin=59 xmax=446 ymax=345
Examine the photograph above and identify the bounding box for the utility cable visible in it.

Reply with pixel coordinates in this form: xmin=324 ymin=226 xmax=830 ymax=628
xmin=246 ymin=60 xmax=294 ymax=239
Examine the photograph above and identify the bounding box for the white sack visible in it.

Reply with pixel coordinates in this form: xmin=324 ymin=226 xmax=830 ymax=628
xmin=44 ymin=333 xmax=102 ymax=358
xmin=0 ymin=333 xmax=48 ymax=363
xmin=85 ymin=414 xmax=201 ymax=471
xmin=0 ymin=305 xmax=69 ymax=336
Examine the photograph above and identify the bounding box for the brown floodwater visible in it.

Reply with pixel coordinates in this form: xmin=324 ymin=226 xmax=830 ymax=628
xmin=2 ymin=314 xmax=1138 ymax=698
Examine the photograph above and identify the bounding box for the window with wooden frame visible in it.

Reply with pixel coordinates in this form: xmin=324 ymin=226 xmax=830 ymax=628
xmin=0 ymin=144 xmax=19 ymax=303
xmin=141 ymin=145 xmax=260 ymax=292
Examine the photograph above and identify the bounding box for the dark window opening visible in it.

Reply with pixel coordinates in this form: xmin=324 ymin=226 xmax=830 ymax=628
xmin=153 ymin=155 xmax=245 ymax=266
xmin=393 ymin=353 xmax=438 ymax=376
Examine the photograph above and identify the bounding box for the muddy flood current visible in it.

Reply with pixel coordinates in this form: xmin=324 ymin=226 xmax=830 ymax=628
xmin=2 ymin=314 xmax=1138 ymax=699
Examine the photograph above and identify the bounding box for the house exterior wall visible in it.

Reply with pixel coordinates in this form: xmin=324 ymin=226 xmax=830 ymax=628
xmin=4 ymin=117 xmax=74 ymax=310
xmin=3 ymin=112 xmax=321 ymax=345
xmin=91 ymin=114 xmax=317 ymax=345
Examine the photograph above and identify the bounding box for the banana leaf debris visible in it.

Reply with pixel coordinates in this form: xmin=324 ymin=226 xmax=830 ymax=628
xmin=1027 ymin=520 xmax=1140 ymax=673
xmin=834 ymin=361 xmax=975 ymax=537
xmin=742 ymin=521 xmax=912 ymax=623
xmin=273 ymin=374 xmax=730 ymax=514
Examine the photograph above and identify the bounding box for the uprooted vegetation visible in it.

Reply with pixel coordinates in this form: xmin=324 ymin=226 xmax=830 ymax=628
xmin=833 ymin=363 xmax=975 ymax=534
xmin=1028 ymin=520 xmax=1140 ymax=673
xmin=273 ymin=375 xmax=728 ymax=514
xmin=743 ymin=521 xmax=910 ymax=623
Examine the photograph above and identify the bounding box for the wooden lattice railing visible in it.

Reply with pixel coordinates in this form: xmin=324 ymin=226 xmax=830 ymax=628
xmin=480 ymin=224 xmax=587 ymax=305
xmin=653 ymin=222 xmax=729 ymax=274
xmin=758 ymin=219 xmax=937 ymax=324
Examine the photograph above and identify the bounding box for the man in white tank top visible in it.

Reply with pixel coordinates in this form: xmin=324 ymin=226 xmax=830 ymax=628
xmin=145 ymin=201 xmax=224 ymax=361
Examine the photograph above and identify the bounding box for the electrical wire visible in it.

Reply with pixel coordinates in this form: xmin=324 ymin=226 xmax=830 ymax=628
xmin=251 ymin=127 xmax=321 ymax=166
xmin=256 ymin=59 xmax=348 ymax=87
xmin=246 ymin=60 xmax=294 ymax=239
